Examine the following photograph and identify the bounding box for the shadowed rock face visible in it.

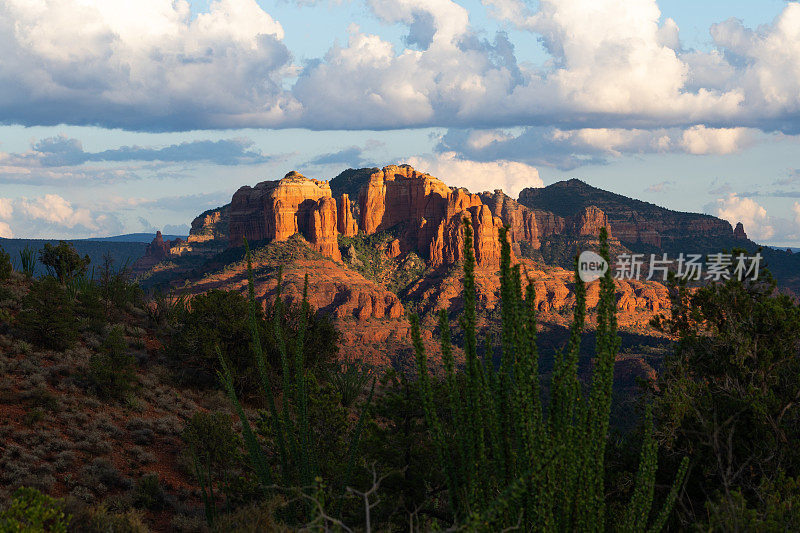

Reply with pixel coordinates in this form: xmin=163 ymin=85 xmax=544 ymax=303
xmin=518 ymin=178 xmax=734 ymax=250
xmin=734 ymin=222 xmax=748 ymax=240
xmin=478 ymin=190 xmax=612 ymax=250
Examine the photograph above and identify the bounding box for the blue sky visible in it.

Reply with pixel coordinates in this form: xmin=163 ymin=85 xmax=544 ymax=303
xmin=0 ymin=0 xmax=798 ymax=245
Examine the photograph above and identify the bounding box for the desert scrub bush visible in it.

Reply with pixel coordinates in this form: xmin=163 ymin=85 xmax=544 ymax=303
xmin=127 ymin=446 xmax=156 ymax=466
xmin=66 ymin=502 xmax=148 ymax=533
xmin=126 ymin=418 xmax=155 ymax=445
xmin=182 ymin=410 xmax=241 ymax=522
xmin=0 ymin=486 xmax=70 ymax=532
xmin=11 ymin=339 xmax=33 ymax=355
xmin=86 ymin=325 xmax=137 ymax=400
xmin=132 ymin=473 xmax=166 ymax=511
xmin=80 ymin=458 xmax=131 ymax=495
xmin=16 ymin=276 xmax=79 ymax=350
xmin=210 ymin=498 xmax=290 ymax=533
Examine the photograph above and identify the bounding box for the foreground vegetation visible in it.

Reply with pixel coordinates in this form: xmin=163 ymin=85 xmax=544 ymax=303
xmin=0 ymin=231 xmax=798 ymax=531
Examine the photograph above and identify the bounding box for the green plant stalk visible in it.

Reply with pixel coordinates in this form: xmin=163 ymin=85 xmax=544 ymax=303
xmin=244 ymin=240 xmax=290 ymax=482
xmin=216 ymin=347 xmax=273 ymax=489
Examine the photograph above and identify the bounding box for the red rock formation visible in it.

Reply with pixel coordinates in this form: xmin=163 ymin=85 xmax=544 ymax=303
xmin=147 ymin=231 xmax=170 ymax=261
xmin=337 ymin=194 xmax=359 ymax=236
xmin=572 ymin=206 xmax=611 ymax=236
xmin=309 ymin=196 xmax=342 ymax=261
xmin=385 ymin=239 xmax=401 ymax=259
xmin=357 ymin=165 xmax=507 ymax=267
xmin=133 ymin=231 xmax=181 ymax=271
xmin=479 ymin=190 xmax=539 ymax=247
xmin=188 ymin=207 xmax=229 ymax=243
xmin=480 ymin=191 xmax=611 ymax=250
xmin=734 ymin=222 xmax=747 ymax=240
xmin=228 ymin=171 xmax=341 ymax=261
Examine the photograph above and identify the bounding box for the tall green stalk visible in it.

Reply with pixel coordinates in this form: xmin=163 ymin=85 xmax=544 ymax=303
xmin=215 ymin=240 xmax=375 ymax=525
xmin=411 ymin=222 xmax=688 ymax=531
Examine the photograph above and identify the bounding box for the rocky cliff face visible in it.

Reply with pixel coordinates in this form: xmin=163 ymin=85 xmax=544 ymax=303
xmin=734 ymin=222 xmax=748 ymax=240
xmin=228 ymin=171 xmax=341 ymax=261
xmin=478 ymin=190 xmax=611 ymax=250
xmin=357 ymin=165 xmax=507 ymax=267
xmin=337 ymin=194 xmax=359 ymax=237
xmin=188 ymin=206 xmax=229 ymax=243
xmin=134 ymin=231 xmax=183 ymax=270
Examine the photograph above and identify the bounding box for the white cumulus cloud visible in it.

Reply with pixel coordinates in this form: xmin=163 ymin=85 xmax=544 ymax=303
xmin=17 ymin=194 xmax=96 ymax=229
xmin=680 ymin=125 xmax=755 ymax=155
xmin=0 ymin=198 xmax=13 ymax=219
xmin=0 ymin=0 xmax=798 ymax=137
xmin=0 ymin=0 xmax=297 ymax=131
xmin=406 ymin=152 xmax=542 ymax=197
xmin=711 ymin=194 xmax=774 ymax=241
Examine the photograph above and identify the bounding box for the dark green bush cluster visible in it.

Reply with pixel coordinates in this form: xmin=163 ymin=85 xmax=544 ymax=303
xmin=0 ymin=244 xmax=12 ymax=280
xmin=652 ymin=266 xmax=800 ymax=528
xmin=86 ymin=325 xmax=137 ymax=400
xmin=16 ymin=276 xmax=79 ymax=350
xmin=39 ymin=241 xmax=90 ymax=283
xmin=165 ymin=284 xmax=338 ymax=392
xmin=183 ymin=411 xmax=242 ymax=523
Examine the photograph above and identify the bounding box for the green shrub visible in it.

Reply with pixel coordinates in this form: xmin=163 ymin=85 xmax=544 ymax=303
xmin=86 ymin=325 xmax=136 ymax=400
xmin=18 ymin=245 xmax=37 ymax=279
xmin=39 ymin=241 xmax=90 ymax=283
xmin=704 ymin=472 xmax=800 ymax=531
xmin=166 ymin=289 xmax=264 ymax=390
xmin=182 ymin=411 xmax=241 ymax=523
xmin=211 ymin=498 xmax=289 ymax=533
xmin=0 ymin=486 xmax=70 ymax=532
xmin=132 ymin=474 xmax=165 ymax=511
xmin=97 ymin=253 xmax=142 ymax=311
xmin=66 ymin=503 xmax=147 ymax=533
xmin=75 ymin=283 xmax=106 ymax=335
xmin=165 ymin=287 xmax=337 ymax=392
xmin=652 ymin=267 xmax=800 ymax=527
xmin=0 ymin=245 xmax=12 ymax=280
xmin=16 ymin=276 xmax=79 ymax=350
xmin=324 ymin=361 xmax=372 ymax=407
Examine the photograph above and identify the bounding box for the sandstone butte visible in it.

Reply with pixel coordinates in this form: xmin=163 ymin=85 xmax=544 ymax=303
xmin=215 ymin=164 xmax=615 ymax=269
xmin=136 ymin=164 xmax=677 ymax=365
